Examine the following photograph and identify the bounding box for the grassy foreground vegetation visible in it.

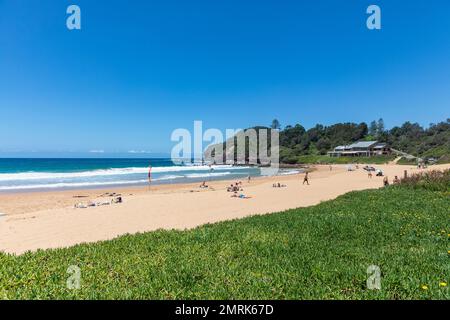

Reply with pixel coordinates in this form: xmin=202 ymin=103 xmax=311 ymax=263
xmin=1 ymin=186 xmax=449 ymax=299
xmin=399 ymin=169 xmax=450 ymax=192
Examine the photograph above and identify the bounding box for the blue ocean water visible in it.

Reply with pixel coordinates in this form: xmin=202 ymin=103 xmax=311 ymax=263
xmin=0 ymin=158 xmax=284 ymax=192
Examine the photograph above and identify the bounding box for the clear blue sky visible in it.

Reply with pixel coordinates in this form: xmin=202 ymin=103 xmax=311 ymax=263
xmin=1 ymin=0 xmax=449 ymax=156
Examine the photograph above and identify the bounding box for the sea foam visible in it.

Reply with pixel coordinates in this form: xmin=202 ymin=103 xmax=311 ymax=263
xmin=0 ymin=165 xmax=246 ymax=182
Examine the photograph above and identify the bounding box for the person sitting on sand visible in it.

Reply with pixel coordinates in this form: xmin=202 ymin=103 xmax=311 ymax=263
xmin=383 ymin=176 xmax=389 ymax=187
xmin=112 ymin=196 xmax=122 ymax=204
xmin=231 ymin=191 xmax=248 ymax=198
xmin=393 ymin=176 xmax=400 ymax=184
xmin=303 ymin=172 xmax=309 ymax=185
xmin=231 ymin=191 xmax=250 ymax=199
xmin=199 ymin=181 xmax=208 ymax=188
xmin=273 ymin=182 xmax=286 ymax=188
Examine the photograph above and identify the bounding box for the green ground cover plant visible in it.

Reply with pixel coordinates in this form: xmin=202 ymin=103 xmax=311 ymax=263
xmin=1 ymin=183 xmax=449 ymax=299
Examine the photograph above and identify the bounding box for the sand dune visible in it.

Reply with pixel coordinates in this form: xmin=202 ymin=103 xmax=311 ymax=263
xmin=0 ymin=164 xmax=448 ymax=255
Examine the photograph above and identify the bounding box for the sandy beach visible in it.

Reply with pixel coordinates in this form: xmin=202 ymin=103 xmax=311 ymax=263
xmin=0 ymin=163 xmax=448 ymax=255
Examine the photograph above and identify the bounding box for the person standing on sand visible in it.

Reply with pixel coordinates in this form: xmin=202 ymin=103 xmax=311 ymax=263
xmin=368 ymin=171 xmax=372 ymax=179
xmin=247 ymin=175 xmax=251 ymax=183
xmin=148 ymin=164 xmax=152 ymax=187
xmin=303 ymin=172 xmax=309 ymax=185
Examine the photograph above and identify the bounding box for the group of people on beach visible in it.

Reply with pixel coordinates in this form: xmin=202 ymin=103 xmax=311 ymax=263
xmin=74 ymin=193 xmax=123 ymax=209
xmin=361 ymin=165 xmax=402 ymax=187
xmin=272 ymin=182 xmax=286 ymax=188
xmin=207 ymin=163 xmax=406 ymax=199
xmin=227 ymin=181 xmax=250 ymax=199
xmin=383 ymin=175 xmax=401 ymax=187
xmin=216 ymin=163 xmax=404 ymax=196
xmin=227 ymin=181 xmax=244 ymax=193
xmin=417 ymin=163 xmax=427 ymax=169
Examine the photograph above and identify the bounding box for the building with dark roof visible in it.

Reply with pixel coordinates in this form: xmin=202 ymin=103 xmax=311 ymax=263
xmin=327 ymin=141 xmax=391 ymax=157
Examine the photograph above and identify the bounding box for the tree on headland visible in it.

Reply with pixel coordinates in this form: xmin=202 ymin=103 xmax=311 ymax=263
xmin=377 ymin=118 xmax=385 ymax=136
xmin=277 ymin=118 xmax=449 ymax=163
xmin=368 ymin=118 xmax=385 ymax=139
xmin=271 ymin=119 xmax=281 ymax=130
xmin=369 ymin=120 xmax=378 ymax=136
xmin=208 ymin=118 xmax=450 ymax=164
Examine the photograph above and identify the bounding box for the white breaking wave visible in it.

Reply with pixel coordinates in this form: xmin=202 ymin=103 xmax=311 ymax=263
xmin=0 ymin=165 xmax=248 ymax=182
xmin=152 ymin=175 xmax=185 ymax=181
xmin=0 ymin=170 xmax=250 ymax=191
xmin=185 ymin=172 xmax=232 ymax=179
xmin=0 ymin=179 xmax=150 ymax=191
xmin=279 ymin=170 xmax=302 ymax=175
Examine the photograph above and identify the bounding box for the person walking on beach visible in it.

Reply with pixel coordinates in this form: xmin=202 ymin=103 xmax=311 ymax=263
xmin=148 ymin=164 xmax=152 ymax=189
xmin=303 ymin=172 xmax=309 ymax=185
xmin=383 ymin=176 xmax=389 ymax=187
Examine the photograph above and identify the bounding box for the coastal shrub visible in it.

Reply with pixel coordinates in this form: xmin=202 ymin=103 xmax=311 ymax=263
xmin=436 ymin=155 xmax=450 ymax=165
xmin=399 ymin=169 xmax=450 ymax=192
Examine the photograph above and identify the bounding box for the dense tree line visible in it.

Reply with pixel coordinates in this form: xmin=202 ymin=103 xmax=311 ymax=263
xmin=386 ymin=120 xmax=450 ymax=158
xmin=278 ymin=118 xmax=450 ymax=163
xmin=206 ymin=118 xmax=450 ymax=164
